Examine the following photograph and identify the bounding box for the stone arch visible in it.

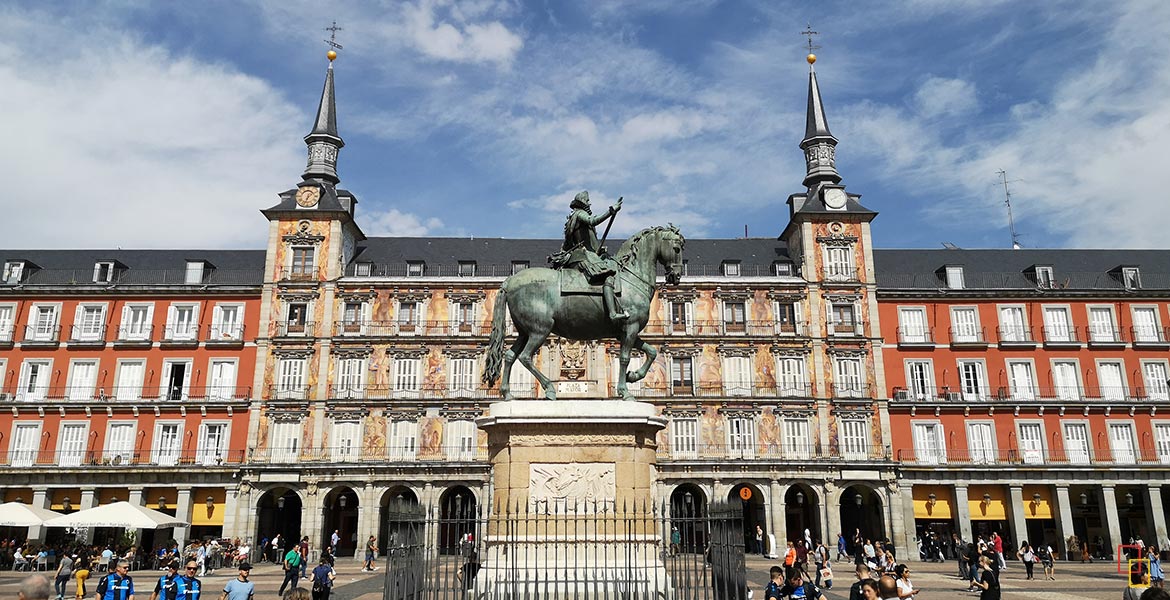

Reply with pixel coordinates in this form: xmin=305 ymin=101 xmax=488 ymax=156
xmin=254 ymin=486 xmax=304 ymax=561
xmin=321 ymin=485 xmax=360 ymax=557
xmin=669 ymin=483 xmax=709 ymax=554
xmin=838 ymin=483 xmax=886 ymax=555
xmin=378 ymin=486 xmax=421 ymax=554
xmin=728 ymin=481 xmax=768 ymax=555
xmin=437 ymin=485 xmax=478 ymax=556
xmin=784 ymin=481 xmax=822 ymax=546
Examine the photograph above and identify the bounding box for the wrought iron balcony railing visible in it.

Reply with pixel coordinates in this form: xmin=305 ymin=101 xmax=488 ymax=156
xmin=1 ymin=448 xmax=246 ymax=468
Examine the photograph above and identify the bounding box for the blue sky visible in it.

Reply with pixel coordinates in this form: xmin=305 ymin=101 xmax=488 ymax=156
xmin=3 ymin=1 xmax=1169 ymax=250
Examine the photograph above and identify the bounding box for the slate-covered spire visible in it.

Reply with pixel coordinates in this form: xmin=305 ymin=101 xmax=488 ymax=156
xmin=302 ymin=55 xmax=345 ymax=184
xmin=799 ymin=55 xmax=841 ymax=188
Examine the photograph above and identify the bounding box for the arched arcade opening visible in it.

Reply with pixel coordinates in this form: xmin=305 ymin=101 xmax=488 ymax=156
xmin=256 ymin=488 xmax=303 ymax=562
xmin=670 ymin=483 xmax=708 ymax=554
xmin=322 ymin=486 xmax=360 ymax=557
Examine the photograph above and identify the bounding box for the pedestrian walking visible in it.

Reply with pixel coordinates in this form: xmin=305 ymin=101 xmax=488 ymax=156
xmin=95 ymin=560 xmax=134 ymax=600
xmin=361 ymin=536 xmax=377 ymax=572
xmin=755 ymin=525 xmax=765 ymax=557
xmin=1037 ymin=542 xmax=1055 ymax=580
xmin=298 ymin=538 xmax=309 ymax=578
xmin=992 ymin=532 xmax=1007 ymax=570
xmin=1124 ymin=570 xmax=1151 ymax=600
xmin=972 ymin=556 xmax=1000 ymax=600
xmin=309 ymin=558 xmax=335 ymax=600
xmin=1151 ymin=545 xmax=1165 ymax=589
xmin=837 ymin=533 xmax=848 ymax=562
xmin=813 ymin=542 xmax=829 ymax=587
xmin=1016 ymin=541 xmax=1035 ymax=580
xmin=329 ymin=532 xmax=339 ymax=557
xmin=763 ymin=566 xmax=784 ymax=600
xmin=73 ymin=558 xmax=90 ymax=600
xmin=218 ymin=563 xmax=253 ymax=600
xmin=669 ymin=526 xmax=681 ymax=557
xmin=847 ymin=563 xmax=870 ymax=600
xmin=178 ymin=561 xmax=202 ymax=600
xmin=276 ymin=545 xmax=302 ymax=597
xmin=148 ymin=562 xmax=179 ymax=600
xmin=55 ymin=553 xmax=75 ymax=600
xmin=893 ymin=563 xmax=919 ymax=598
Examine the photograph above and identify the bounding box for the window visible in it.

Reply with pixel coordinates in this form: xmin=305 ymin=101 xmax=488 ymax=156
xmin=950 ymin=307 xmax=980 ymax=343
xmin=74 ymin=305 xmax=106 ymax=341
xmin=511 ymin=261 xmax=529 ymax=275
xmin=184 ymin=261 xmax=205 ymax=284
xmin=275 ymin=358 xmax=307 ymax=400
xmin=1007 ymin=361 xmax=1036 ymax=401
xmin=773 ymin=261 xmax=794 ymax=277
xmin=197 ymin=423 xmax=228 ymax=465
xmin=453 ymin=302 xmax=475 ymax=334
xmin=153 ymin=423 xmax=182 ymax=466
xmin=722 ymin=261 xmax=741 ymax=277
xmin=285 ymin=303 xmax=308 ymax=335
xmin=166 ymin=303 xmax=198 ymax=340
xmin=1143 ymin=362 xmax=1169 ymax=401
xmin=1133 ymin=307 xmax=1162 ymax=343
xmin=776 ymin=301 xmax=801 ymax=335
xmin=354 ymin=262 xmax=373 ymax=277
xmin=449 ymin=358 xmax=476 ymax=393
xmin=670 ymin=417 xmax=698 ymax=459
xmin=290 ymin=247 xmax=314 ymax=277
xmin=269 ymin=421 xmax=301 ymax=463
xmin=2 ymin=261 xmax=25 ymax=285
xmin=1034 ymin=266 xmax=1055 ymax=288
xmin=457 ymin=261 xmax=476 ymax=277
xmin=1042 ymin=307 xmax=1073 ymax=342
xmin=211 ymin=304 xmax=243 ymax=339
xmin=93 ymin=262 xmax=115 ymax=283
xmin=58 ymin=423 xmax=87 ymax=467
xmin=1097 ymin=361 xmax=1126 ymax=401
xmin=722 ymin=356 xmax=751 ymax=397
xmin=1063 ymin=423 xmax=1090 ymax=464
xmin=1052 ymin=360 xmax=1080 ymax=401
xmin=782 ymin=418 xmax=811 ymax=459
xmin=944 ymin=266 xmax=964 ymax=289
xmin=722 ymin=301 xmax=746 ymax=333
xmin=406 ymin=261 xmax=425 ymax=277
xmin=335 ymin=357 xmax=366 ymax=398
xmin=105 ymin=423 xmax=134 ymax=465
xmin=967 ymin=422 xmax=996 ymax=464
xmin=16 ymin=359 xmax=52 ymax=402
xmin=1155 ymin=424 xmax=1170 ymax=464
xmin=508 ymin=360 xmax=535 ymax=398
xmin=830 ymin=303 xmax=857 ymax=335
xmin=727 ymin=416 xmax=756 ymax=459
xmin=669 ymin=301 xmax=693 ymax=335
xmin=898 ymin=308 xmax=929 ymax=343
xmin=161 ymin=359 xmax=191 ymax=401
xmin=905 ymin=360 xmax=934 ymax=401
xmin=671 ymin=357 xmax=694 ymax=395
xmin=1108 ymin=423 xmax=1137 ymax=464
xmin=1018 ymin=423 xmax=1044 ymax=464
xmin=444 ymin=420 xmax=477 ymax=461
xmin=389 ymin=420 xmax=417 ymax=460
xmin=393 ymin=357 xmax=421 ymax=398
xmin=66 ymin=360 xmax=99 ymax=401
xmin=824 ymin=247 xmax=853 ymax=280
xmin=10 ymin=423 xmax=40 ymax=467
xmin=839 ymin=418 xmax=870 ymax=460
xmin=833 ymin=356 xmax=864 ymax=398
xmin=1088 ymin=307 xmax=1118 ymax=342
xmin=998 ymin=306 xmax=1027 ymax=342
xmin=1123 ymin=267 xmax=1142 ymax=289
xmin=29 ymin=305 xmax=59 ymax=341
xmin=912 ymin=422 xmax=946 ymax=464
xmin=0 ymin=305 xmax=13 ymax=341
xmin=397 ymin=301 xmax=420 ymax=333
xmin=332 ymin=420 xmax=362 ymax=461
xmin=120 ymin=304 xmax=153 ymax=340
xmin=340 ymin=301 xmax=365 ymax=335
xmin=114 ymin=360 xmax=145 ymax=401
xmin=777 ymin=356 xmax=807 ymax=397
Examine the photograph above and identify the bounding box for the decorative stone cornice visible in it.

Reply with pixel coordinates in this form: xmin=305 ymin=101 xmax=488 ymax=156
xmin=336 ymin=290 xmax=377 ymax=302
xmin=392 ymin=289 xmax=431 ymax=303
xmin=386 ymin=347 xmax=429 ymax=358
xmin=662 ymin=407 xmax=703 ymax=418
xmin=712 ymin=287 xmax=752 ymax=301
xmin=766 ymin=290 xmax=807 ymax=302
xmin=716 ymin=344 xmax=755 ymax=358
xmin=824 ymin=293 xmax=860 ymax=303
xmin=662 ymin=344 xmax=702 ymax=357
xmin=268 ymin=409 xmax=308 ymax=422
xmin=385 ymin=408 xmax=425 ymax=421
xmin=271 ymin=344 xmax=315 ymax=358
xmin=660 ymin=288 xmax=700 ymax=302
xmin=446 ymin=289 xmax=487 ymax=303
xmin=774 ymin=407 xmax=815 ymax=419
xmin=331 ymin=345 xmax=373 ymax=358
xmin=769 ymin=343 xmax=811 ymax=356
xmin=326 ymin=406 xmax=369 ymax=420
xmin=718 ymin=406 xmax=761 ymax=418
xmin=825 ymin=345 xmax=867 ymax=357
xmin=832 ymin=409 xmax=873 ymax=420
xmin=440 ymin=408 xmax=483 ymax=420
xmin=442 ymin=345 xmax=485 ymax=359
xmin=283 ymin=222 xmax=325 ymax=246
xmin=277 ymin=288 xmax=321 ymax=303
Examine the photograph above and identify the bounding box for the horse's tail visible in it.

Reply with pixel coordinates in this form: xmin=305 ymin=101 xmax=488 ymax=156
xmin=482 ymin=285 xmax=508 ymax=387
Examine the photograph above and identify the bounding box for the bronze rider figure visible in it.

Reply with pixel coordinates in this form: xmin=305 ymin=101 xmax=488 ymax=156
xmin=556 ymin=191 xmax=629 ymax=323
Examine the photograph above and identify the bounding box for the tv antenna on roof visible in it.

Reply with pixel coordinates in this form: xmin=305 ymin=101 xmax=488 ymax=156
xmin=996 ymin=170 xmax=1023 ymax=249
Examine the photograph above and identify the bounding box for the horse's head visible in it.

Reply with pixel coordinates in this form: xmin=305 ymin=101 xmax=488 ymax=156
xmin=656 ymin=225 xmax=685 ymax=285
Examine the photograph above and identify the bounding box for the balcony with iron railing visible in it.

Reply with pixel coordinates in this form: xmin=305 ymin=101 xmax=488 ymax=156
xmin=247 ymin=444 xmax=490 ymax=465
xmin=896 ymin=326 xmax=934 ymax=346
xmin=69 ymin=324 xmax=108 ymax=346
xmin=1 ymin=448 xmax=246 ymax=469
xmin=0 ymin=324 xmax=13 ymax=346
xmin=114 ymin=324 xmax=154 ymax=346
xmin=1041 ymin=325 xmax=1082 ymax=346
xmin=829 ymin=320 xmax=865 ymax=337
xmin=161 ymin=324 xmax=200 ymax=346
xmin=820 ymin=266 xmax=860 ymax=283
xmin=890 ymin=384 xmax=1170 ymax=403
xmin=660 ymin=443 xmax=890 ymax=463
xmin=896 ymin=446 xmax=1170 ymax=467
xmin=996 ymin=325 xmax=1037 ymax=346
xmin=641 ymin=320 xmax=804 ymax=337
xmin=206 ymin=323 xmax=246 ymax=345
xmin=3 ymin=385 xmax=252 ymax=404
xmin=1131 ymin=325 xmax=1170 ymax=347
xmin=331 ymin=320 xmax=492 ymax=338
xmin=947 ymin=326 xmax=988 ymax=347
xmin=1086 ymin=325 xmax=1127 ymax=347
xmin=276 ymin=266 xmax=321 ymax=282
xmin=274 ymin=320 xmax=316 ymax=338
xmin=22 ymin=324 xmax=60 ymax=345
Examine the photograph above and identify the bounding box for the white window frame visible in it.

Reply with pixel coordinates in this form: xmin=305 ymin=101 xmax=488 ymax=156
xmin=1006 ymin=359 xmax=1037 ymax=401
xmin=457 ymin=261 xmax=477 ymax=277
xmin=449 ymin=357 xmax=477 ymax=394
xmin=833 ymin=356 xmax=865 ymax=398
xmin=823 ymin=246 xmax=853 ymax=280
xmin=828 ymin=302 xmax=859 ymax=336
xmin=670 ymin=355 xmax=694 ymax=395
xmin=2 ymin=261 xmax=26 ymax=285
xmin=511 ymin=261 xmax=529 ymax=275
xmin=65 ymin=359 xmax=99 ymax=401
xmin=275 ymin=357 xmax=308 ymax=400
xmin=9 ymin=422 xmax=41 ymax=467
xmin=104 ymin=421 xmax=136 ymax=465
xmin=151 ymin=421 xmax=184 ymax=466
xmin=210 ymin=303 xmax=245 ymax=340
xmin=838 ymin=418 xmax=870 ymax=461
xmin=668 ymin=300 xmax=694 ymax=335
xmin=722 ymin=300 xmax=747 ymax=334
xmin=898 ymin=307 xmax=929 ymax=343
xmin=269 ymin=420 xmax=301 ymax=463
xmin=912 ymin=421 xmax=946 ymax=465
xmin=722 ymin=261 xmax=741 ymax=277
xmin=196 ymin=421 xmax=230 ymax=466
xmin=721 ymin=355 xmax=751 ymax=397
xmin=406 ymin=261 xmax=425 ymax=277
xmin=185 ymin=261 xmax=205 ymax=285
xmin=331 ymin=419 xmax=362 ymax=461
xmin=444 ymin=419 xmax=477 ymax=461
xmin=904 ymin=359 xmax=934 ymax=401
xmin=450 ymin=300 xmax=476 ymax=336
xmin=782 ymin=417 xmax=812 ymax=460
xmin=1095 ymin=359 xmax=1128 ymax=401
xmin=27 ymin=303 xmax=61 ymax=342
xmin=1034 ymin=266 xmax=1055 ymax=288
xmin=334 ymin=356 xmax=367 ymax=398
xmin=166 ymin=302 xmax=200 ymax=341
xmin=774 ymin=300 xmax=802 ymax=336
xmin=726 ymin=415 xmax=757 ymax=459
xmin=944 ymin=266 xmax=964 ymax=290
xmin=1041 ymin=305 xmax=1074 ymax=343
xmin=56 ymin=421 xmax=89 ymax=467
xmin=119 ymin=303 xmax=154 ymax=341
xmin=508 ymin=359 xmax=536 ymax=398
xmin=113 ymin=359 xmax=145 ymax=401
xmin=16 ymin=358 xmax=53 ymax=402
xmin=0 ymin=303 xmax=14 ymax=342
xmin=1016 ymin=421 xmax=1046 ymax=465
xmin=73 ymin=303 xmax=107 ymax=342
xmin=1087 ymin=305 xmax=1119 ymax=343
xmin=207 ymin=358 xmax=239 ymax=401
xmin=397 ymin=300 xmax=422 ymax=334
xmin=392 ymin=356 xmax=422 ymax=399
xmin=1122 ymin=267 xmax=1142 ymax=289
xmin=160 ymin=358 xmax=193 ymax=402
xmin=776 ymin=356 xmax=807 ymax=397
xmin=997 ymin=304 xmax=1028 ymax=342
xmin=1131 ymin=305 xmax=1163 ymax=343
xmin=1050 ymin=359 xmax=1082 ymax=401
xmin=950 ymin=306 xmax=981 ymax=343
xmin=612 ymin=355 xmax=645 ymax=395
xmin=1062 ymin=421 xmax=1091 ymax=465
xmin=288 ymin=246 xmax=316 ymax=277
xmin=670 ymin=417 xmax=699 ymax=459
xmin=966 ymin=421 xmax=997 ymax=464
xmin=1142 ymin=360 xmax=1170 ymax=401
xmin=1153 ymin=421 xmax=1170 ymax=465
xmin=93 ymin=261 xmax=116 ymax=283
xmin=388 ymin=419 xmax=418 ymax=460
xmin=1108 ymin=421 xmax=1138 ymax=465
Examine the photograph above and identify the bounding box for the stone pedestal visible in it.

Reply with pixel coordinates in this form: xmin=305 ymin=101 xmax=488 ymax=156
xmin=472 ymin=399 xmax=669 ymax=598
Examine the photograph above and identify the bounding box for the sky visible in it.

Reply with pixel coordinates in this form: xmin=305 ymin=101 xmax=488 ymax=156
xmin=3 ymin=0 xmax=1170 ymax=250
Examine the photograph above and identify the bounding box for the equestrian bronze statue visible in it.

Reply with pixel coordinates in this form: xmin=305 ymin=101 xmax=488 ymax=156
xmin=482 ymin=193 xmax=685 ymax=400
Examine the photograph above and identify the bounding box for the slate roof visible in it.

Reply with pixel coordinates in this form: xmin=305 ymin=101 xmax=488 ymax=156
xmin=0 ymin=249 xmax=265 ymax=286
xmin=873 ymin=249 xmax=1170 ymax=290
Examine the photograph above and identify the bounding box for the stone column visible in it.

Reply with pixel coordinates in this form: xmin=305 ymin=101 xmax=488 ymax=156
xmin=1054 ymin=485 xmax=1076 ymax=557
xmin=354 ymin=484 xmax=377 ymax=562
xmin=128 ymin=488 xmax=145 ymax=549
xmin=826 ymin=484 xmax=842 ymax=554
xmin=80 ymin=487 xmax=97 ymax=509
xmin=174 ymin=488 xmax=193 ymax=545
xmin=1007 ymin=485 xmax=1028 ymax=551
xmin=222 ymin=485 xmax=241 ymax=543
xmin=1146 ymin=486 xmax=1168 ymax=548
xmin=770 ymin=480 xmax=788 ymax=552
xmin=28 ymin=488 xmax=49 ymax=542
xmin=886 ymin=483 xmax=910 ymax=556
xmin=899 ymin=484 xmax=917 ymax=554
xmin=954 ymin=485 xmax=973 ymax=543
xmin=1101 ymin=485 xmax=1124 ymax=556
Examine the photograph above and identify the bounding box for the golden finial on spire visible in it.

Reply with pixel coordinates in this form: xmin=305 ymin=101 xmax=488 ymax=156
xmin=801 ymin=23 xmax=820 ymax=66
xmin=324 ymin=21 xmax=343 ymax=62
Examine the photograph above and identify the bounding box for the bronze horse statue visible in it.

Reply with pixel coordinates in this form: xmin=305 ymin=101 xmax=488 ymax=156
xmin=482 ymin=225 xmax=685 ymax=400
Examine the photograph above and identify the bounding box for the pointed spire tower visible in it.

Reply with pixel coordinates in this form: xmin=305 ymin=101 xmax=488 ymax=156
xmin=303 ymin=51 xmax=345 ymax=184
xmin=800 ymin=54 xmax=840 ymax=189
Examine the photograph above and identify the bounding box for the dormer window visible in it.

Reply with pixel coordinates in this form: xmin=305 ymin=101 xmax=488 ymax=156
xmin=406 ymin=262 xmax=425 ymax=277
xmin=1034 ymin=266 xmax=1054 ymax=289
xmin=458 ymin=261 xmax=477 ymax=277
xmin=511 ymin=261 xmax=529 ymax=275
xmin=944 ymin=265 xmax=965 ymax=290
xmin=2 ymin=261 xmax=26 ymax=285
xmin=722 ymin=261 xmax=741 ymax=277
xmin=184 ymin=261 xmax=206 ymax=285
xmin=354 ymin=262 xmax=372 ymax=277
xmin=773 ymin=261 xmax=794 ymax=277
xmin=93 ymin=261 xmax=116 ymax=283
xmin=1122 ymin=267 xmax=1141 ymax=289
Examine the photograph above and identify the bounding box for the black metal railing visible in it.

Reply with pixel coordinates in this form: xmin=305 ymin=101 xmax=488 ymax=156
xmin=996 ymin=325 xmax=1035 ymax=344
xmin=1 ymin=448 xmax=246 ymax=468
xmin=1131 ymin=325 xmax=1170 ymax=345
xmin=162 ymin=325 xmax=200 ymax=343
xmin=206 ymin=324 xmax=245 ymax=342
xmin=829 ymin=320 xmax=865 ymax=336
xmin=274 ymin=321 xmax=316 ymax=337
xmin=22 ymin=324 xmax=60 ymax=343
xmin=382 ymin=500 xmax=746 ymax=600
xmin=1086 ymin=326 xmax=1126 ymax=344
xmin=277 ymin=266 xmax=320 ymax=282
xmin=896 ymin=327 xmax=933 ymax=344
xmin=947 ymin=326 xmax=987 ymax=345
xmin=115 ymin=324 xmax=154 ymax=343
xmin=3 ymin=386 xmax=251 ymax=403
xmin=1041 ymin=326 xmax=1080 ymax=344
xmin=69 ymin=324 xmax=108 ymax=344
xmin=896 ymin=447 xmax=1170 ymax=467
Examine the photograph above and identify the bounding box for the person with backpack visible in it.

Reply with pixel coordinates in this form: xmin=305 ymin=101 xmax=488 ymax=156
xmin=763 ymin=566 xmax=784 ymax=600
xmin=308 ymin=557 xmax=334 ymax=600
xmin=812 ymin=542 xmax=829 ymax=588
xmin=95 ymin=559 xmax=135 ymax=600
xmin=276 ymin=545 xmax=302 ymax=597
xmin=778 ymin=567 xmax=826 ymax=599
xmin=1037 ymin=542 xmax=1055 ymax=581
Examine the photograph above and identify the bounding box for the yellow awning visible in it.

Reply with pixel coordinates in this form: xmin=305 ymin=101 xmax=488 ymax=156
xmin=913 ymin=485 xmax=953 ymax=520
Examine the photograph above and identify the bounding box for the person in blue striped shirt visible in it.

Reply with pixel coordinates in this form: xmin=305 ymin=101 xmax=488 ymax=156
xmin=94 ymin=560 xmax=134 ymax=600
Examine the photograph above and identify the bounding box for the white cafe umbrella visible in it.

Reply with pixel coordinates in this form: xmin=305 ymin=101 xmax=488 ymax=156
xmin=43 ymin=501 xmax=188 ymax=529
xmin=0 ymin=502 xmax=65 ymax=527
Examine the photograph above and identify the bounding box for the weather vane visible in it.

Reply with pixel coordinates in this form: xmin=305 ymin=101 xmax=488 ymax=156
xmin=324 ymin=21 xmax=343 ymax=61
xmin=801 ymin=23 xmax=820 ymax=54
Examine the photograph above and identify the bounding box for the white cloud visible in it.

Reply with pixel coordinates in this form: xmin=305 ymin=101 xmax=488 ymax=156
xmin=402 ymin=0 xmax=523 ymax=66
xmin=363 ymin=208 xmax=445 ymax=236
xmin=0 ymin=9 xmax=303 ymax=249
xmin=914 ymin=77 xmax=978 ymax=118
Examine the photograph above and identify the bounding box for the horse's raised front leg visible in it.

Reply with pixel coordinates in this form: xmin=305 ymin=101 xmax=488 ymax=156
xmin=500 ymin=335 xmax=527 ymax=401
xmin=626 ymin=337 xmax=657 ymax=384
xmin=517 ymin=330 xmax=556 ymax=400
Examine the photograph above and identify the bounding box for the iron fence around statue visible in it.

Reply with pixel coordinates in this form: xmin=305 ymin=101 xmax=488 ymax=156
xmin=382 ymin=500 xmax=746 ymax=600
